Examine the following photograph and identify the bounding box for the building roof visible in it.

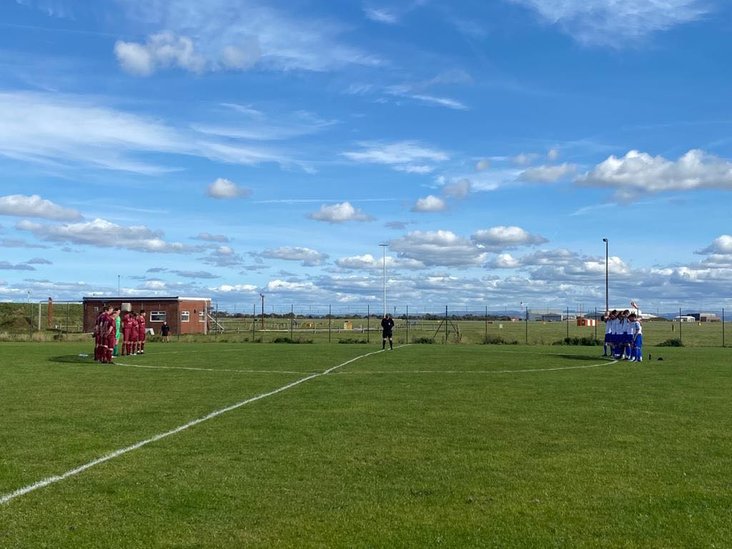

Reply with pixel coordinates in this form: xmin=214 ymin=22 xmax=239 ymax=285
xmin=83 ymin=296 xmax=211 ymax=302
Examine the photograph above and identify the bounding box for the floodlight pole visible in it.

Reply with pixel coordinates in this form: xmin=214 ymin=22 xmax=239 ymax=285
xmin=603 ymin=238 xmax=609 ymax=313
xmin=27 ymin=290 xmax=32 ymax=339
xmin=379 ymin=243 xmax=388 ymax=317
xmin=260 ymin=293 xmax=265 ymax=332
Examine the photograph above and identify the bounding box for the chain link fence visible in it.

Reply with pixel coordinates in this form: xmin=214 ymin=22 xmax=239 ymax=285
xmin=1 ymin=301 xmax=728 ymax=347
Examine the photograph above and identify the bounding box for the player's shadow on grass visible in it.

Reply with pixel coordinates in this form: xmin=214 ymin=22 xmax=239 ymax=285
xmin=50 ymin=355 xmax=96 ymax=365
xmin=556 ymin=354 xmax=614 ymax=361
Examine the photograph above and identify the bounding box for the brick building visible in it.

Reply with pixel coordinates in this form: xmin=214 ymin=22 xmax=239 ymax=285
xmin=83 ymin=296 xmax=212 ymax=336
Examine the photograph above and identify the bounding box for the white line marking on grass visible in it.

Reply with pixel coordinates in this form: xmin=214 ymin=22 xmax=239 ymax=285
xmin=0 ymin=349 xmax=384 ymax=506
xmin=334 ymin=358 xmax=618 ymax=375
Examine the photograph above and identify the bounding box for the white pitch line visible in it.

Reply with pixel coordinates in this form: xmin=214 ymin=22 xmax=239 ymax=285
xmin=333 ymin=358 xmax=618 ymax=375
xmin=0 ymin=348 xmax=384 ymax=506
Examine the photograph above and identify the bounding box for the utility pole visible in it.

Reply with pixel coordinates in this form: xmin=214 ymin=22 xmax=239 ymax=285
xmin=260 ymin=293 xmax=265 ymax=332
xmin=603 ymin=238 xmax=609 ymax=313
xmin=379 ymin=243 xmax=388 ymax=317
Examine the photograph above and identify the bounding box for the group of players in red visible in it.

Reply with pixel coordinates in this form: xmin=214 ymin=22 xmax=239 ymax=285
xmin=93 ymin=305 xmax=147 ymax=364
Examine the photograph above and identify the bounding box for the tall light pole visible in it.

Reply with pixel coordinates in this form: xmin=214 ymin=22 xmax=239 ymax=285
xmin=603 ymin=238 xmax=609 ymax=313
xmin=379 ymin=243 xmax=388 ymax=317
xmin=260 ymin=293 xmax=265 ymax=331
xmin=27 ymin=290 xmax=32 ymax=338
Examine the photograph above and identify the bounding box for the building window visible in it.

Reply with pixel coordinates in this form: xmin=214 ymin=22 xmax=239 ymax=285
xmin=199 ymin=310 xmax=205 ymax=322
xmin=181 ymin=311 xmax=190 ymax=322
xmin=150 ymin=311 xmax=166 ymax=322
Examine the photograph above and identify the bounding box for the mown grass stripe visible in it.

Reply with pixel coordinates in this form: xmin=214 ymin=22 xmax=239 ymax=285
xmin=0 ymin=348 xmax=385 ymax=505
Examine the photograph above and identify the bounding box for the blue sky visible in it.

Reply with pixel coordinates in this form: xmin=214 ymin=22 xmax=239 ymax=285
xmin=1 ymin=0 xmax=732 ymax=314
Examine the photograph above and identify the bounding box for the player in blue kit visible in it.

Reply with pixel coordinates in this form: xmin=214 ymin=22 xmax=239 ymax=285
xmin=629 ymin=313 xmax=643 ymax=362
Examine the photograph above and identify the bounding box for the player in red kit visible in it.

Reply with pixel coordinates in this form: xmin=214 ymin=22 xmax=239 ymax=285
xmin=105 ymin=309 xmax=118 ymax=363
xmin=128 ymin=312 xmax=139 ymax=355
xmin=121 ymin=311 xmax=132 ymax=355
xmin=94 ymin=305 xmax=113 ymax=361
xmin=137 ymin=310 xmax=147 ymax=354
xmin=96 ymin=306 xmax=115 ymax=363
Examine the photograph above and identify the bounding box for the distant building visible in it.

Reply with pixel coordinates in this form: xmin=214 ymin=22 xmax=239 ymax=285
xmin=83 ymin=296 xmax=212 ymax=335
xmin=685 ymin=312 xmax=720 ymax=322
xmin=527 ymin=311 xmax=563 ymax=322
xmin=674 ymin=315 xmax=696 ymax=323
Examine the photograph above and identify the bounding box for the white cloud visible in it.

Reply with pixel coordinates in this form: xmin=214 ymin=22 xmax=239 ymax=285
xmin=697 ymin=235 xmax=732 ymax=255
xmin=0 ymin=91 xmax=293 ymax=175
xmin=412 ymin=195 xmax=447 ymax=213
xmin=0 ymin=194 xmax=82 ymax=221
xmin=395 ymin=164 xmax=434 ymax=174
xmin=0 ymin=261 xmax=35 ymax=271
xmin=390 ymin=230 xmax=487 ymax=267
xmin=510 ymin=0 xmax=712 ymax=46
xmin=472 ymin=226 xmax=548 ymax=251
xmin=442 ymin=178 xmax=472 ymax=199
xmin=194 ymin=106 xmax=337 ymax=141
xmin=335 ymin=254 xmax=425 ymax=270
xmin=116 ymin=0 xmax=382 ymax=73
xmin=486 ymin=253 xmax=522 ymax=269
xmin=220 ymin=40 xmax=262 ymax=70
xmin=211 ymin=283 xmax=258 ymax=293
xmin=16 ymin=218 xmax=189 ymax=253
xmin=364 ymin=7 xmax=399 ymax=24
xmin=343 ymin=141 xmax=449 ymax=173
xmin=261 ymin=247 xmax=328 ymax=266
xmin=265 ymin=279 xmax=318 ymax=293
xmin=194 ymin=232 xmax=230 ymax=243
xmin=201 ymin=245 xmax=245 ymax=267
xmin=207 ymin=178 xmax=252 ymax=199
xmin=115 ymin=32 xmax=206 ymax=76
xmin=387 ymin=90 xmax=469 ymax=111
xmin=512 ymin=152 xmax=538 ymax=166
xmin=308 ymin=202 xmax=373 ymax=223
xmin=519 ymin=163 xmax=576 ymax=182
xmin=170 ymin=270 xmax=219 ymax=279
xmin=142 ymin=279 xmax=168 ymax=291
xmin=475 ymin=158 xmax=491 ymax=171
xmin=576 ymin=149 xmax=732 ymax=199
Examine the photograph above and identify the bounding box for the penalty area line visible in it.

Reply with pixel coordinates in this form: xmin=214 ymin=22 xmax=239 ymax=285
xmin=333 ymin=357 xmax=618 ymax=375
xmin=0 ymin=349 xmax=383 ymax=506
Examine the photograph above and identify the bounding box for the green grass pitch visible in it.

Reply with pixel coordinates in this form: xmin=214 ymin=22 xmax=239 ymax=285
xmin=1 ymin=341 xmax=731 ymax=547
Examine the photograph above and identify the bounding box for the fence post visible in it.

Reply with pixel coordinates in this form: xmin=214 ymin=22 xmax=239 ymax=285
xmin=679 ymin=307 xmax=682 ymax=344
xmin=367 ymin=305 xmax=370 ymax=344
xmin=566 ymin=306 xmax=569 ymax=340
xmin=328 ymin=305 xmax=332 ymax=343
xmin=290 ymin=304 xmax=294 ymax=339
xmin=525 ymin=307 xmax=529 ymax=345
xmin=444 ymin=305 xmax=448 ymax=344
xmin=723 ymin=308 xmax=725 ymax=348
xmin=406 ymin=305 xmax=409 ymax=344
xmin=485 ymin=305 xmax=488 ymax=342
xmin=252 ymin=304 xmax=256 ymax=340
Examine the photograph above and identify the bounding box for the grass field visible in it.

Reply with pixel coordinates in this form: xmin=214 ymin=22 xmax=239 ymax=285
xmin=1 ymin=341 xmax=731 ymax=547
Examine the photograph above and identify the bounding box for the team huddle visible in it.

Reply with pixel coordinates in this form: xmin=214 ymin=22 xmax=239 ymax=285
xmin=93 ymin=305 xmax=147 ymax=364
xmin=602 ymin=308 xmax=643 ymax=362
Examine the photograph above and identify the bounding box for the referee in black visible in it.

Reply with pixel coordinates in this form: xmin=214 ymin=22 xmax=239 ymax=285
xmin=380 ymin=313 xmax=394 ymax=350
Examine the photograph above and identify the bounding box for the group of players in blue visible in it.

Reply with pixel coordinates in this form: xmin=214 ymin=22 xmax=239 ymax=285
xmin=602 ymin=307 xmax=643 ymax=362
